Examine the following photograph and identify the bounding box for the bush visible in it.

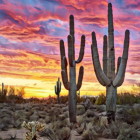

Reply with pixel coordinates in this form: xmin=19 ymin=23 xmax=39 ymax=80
xmin=95 ymin=94 xmax=106 ymax=105
xmin=60 ymin=96 xmax=68 ymax=104
xmin=17 ymin=86 xmax=25 ymax=98
xmin=117 ymin=92 xmax=140 ymax=105
xmin=89 ymin=97 xmax=96 ymax=104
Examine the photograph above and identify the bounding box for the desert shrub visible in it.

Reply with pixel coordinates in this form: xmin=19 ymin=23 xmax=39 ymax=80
xmin=96 ymin=105 xmax=106 ymax=112
xmin=117 ymin=126 xmax=140 ymax=140
xmin=49 ymin=120 xmax=66 ymax=132
xmin=92 ymin=116 xmax=100 ymax=126
xmin=101 ymin=121 xmax=122 ymax=139
xmin=117 ymin=92 xmax=140 ymax=105
xmin=82 ymin=123 xmax=98 ymax=140
xmin=17 ymin=86 xmax=25 ymax=98
xmin=90 ymin=97 xmax=96 ymax=104
xmin=7 ymin=94 xmax=24 ymax=104
xmin=60 ymin=96 xmax=68 ymax=104
xmin=95 ymin=94 xmax=106 ymax=105
xmin=77 ymin=96 xmax=88 ymax=103
xmin=8 ymin=86 xmax=15 ymax=96
xmin=55 ymin=127 xmax=71 ymax=140
xmin=126 ymin=108 xmax=140 ymax=122
xmin=77 ymin=105 xmax=85 ymax=115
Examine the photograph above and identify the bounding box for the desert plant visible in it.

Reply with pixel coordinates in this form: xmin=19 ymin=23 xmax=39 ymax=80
xmin=89 ymin=97 xmax=96 ymax=104
xmin=55 ymin=77 xmax=61 ymax=104
xmin=22 ymin=121 xmax=56 ymax=140
xmin=55 ymin=127 xmax=71 ymax=140
xmin=8 ymin=86 xmax=15 ymax=96
xmin=116 ymin=92 xmax=140 ymax=105
xmin=95 ymin=93 xmax=106 ymax=105
xmin=91 ymin=3 xmax=130 ymax=123
xmin=82 ymin=123 xmax=99 ymax=140
xmin=17 ymin=86 xmax=26 ymax=98
xmin=0 ymin=83 xmax=8 ymax=102
xmin=60 ymin=95 xmax=68 ymax=104
xmin=60 ymin=14 xmax=85 ymax=122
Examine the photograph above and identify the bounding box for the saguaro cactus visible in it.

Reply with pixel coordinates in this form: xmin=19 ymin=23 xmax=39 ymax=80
xmin=0 ymin=83 xmax=7 ymax=101
xmin=60 ymin=15 xmax=85 ymax=123
xmin=91 ymin=3 xmax=130 ymax=123
xmin=55 ymin=78 xmax=61 ymax=104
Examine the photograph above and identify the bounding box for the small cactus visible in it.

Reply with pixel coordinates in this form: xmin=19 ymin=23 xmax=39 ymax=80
xmin=22 ymin=121 xmax=46 ymax=140
xmin=55 ymin=78 xmax=61 ymax=104
xmin=0 ymin=83 xmax=7 ymax=101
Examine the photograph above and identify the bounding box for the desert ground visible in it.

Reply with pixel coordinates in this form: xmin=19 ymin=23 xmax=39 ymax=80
xmin=0 ymin=99 xmax=140 ymax=140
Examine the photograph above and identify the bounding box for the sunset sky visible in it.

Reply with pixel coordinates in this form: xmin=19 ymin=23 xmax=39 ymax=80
xmin=0 ymin=0 xmax=140 ymax=98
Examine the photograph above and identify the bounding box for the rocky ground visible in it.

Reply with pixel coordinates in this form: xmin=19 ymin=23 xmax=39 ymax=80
xmin=0 ymin=101 xmax=140 ymax=140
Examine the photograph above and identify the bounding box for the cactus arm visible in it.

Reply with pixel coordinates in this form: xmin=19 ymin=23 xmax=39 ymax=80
xmin=103 ymin=35 xmax=107 ymax=75
xmin=91 ymin=32 xmax=111 ymax=86
xmin=60 ymin=40 xmax=66 ymax=63
xmin=59 ymin=82 xmax=61 ymax=92
xmin=61 ymin=70 xmax=70 ymax=90
xmin=113 ymin=30 xmax=130 ymax=87
xmin=60 ymin=40 xmax=68 ymax=69
xmin=107 ymin=3 xmax=115 ymax=80
xmin=116 ymin=57 xmax=121 ymax=75
xmin=75 ymin=35 xmax=85 ymax=63
xmin=76 ymin=66 xmax=84 ymax=91
xmin=91 ymin=44 xmax=106 ymax=86
xmin=55 ymin=85 xmax=57 ymax=95
xmin=68 ymin=35 xmax=75 ymax=67
xmin=61 ymin=56 xmax=70 ymax=90
xmin=60 ymin=40 xmax=68 ymax=83
xmin=116 ymin=56 xmax=125 ymax=86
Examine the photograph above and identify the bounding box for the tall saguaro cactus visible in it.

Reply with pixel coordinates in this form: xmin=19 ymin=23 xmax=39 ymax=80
xmin=60 ymin=15 xmax=85 ymax=123
xmin=55 ymin=78 xmax=61 ymax=104
xmin=91 ymin=3 xmax=130 ymax=123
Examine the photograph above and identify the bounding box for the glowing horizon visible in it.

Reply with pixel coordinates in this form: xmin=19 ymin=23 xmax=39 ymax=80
xmin=0 ymin=0 xmax=140 ymax=98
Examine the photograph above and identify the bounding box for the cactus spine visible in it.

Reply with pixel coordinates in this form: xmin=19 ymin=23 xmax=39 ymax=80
xmin=55 ymin=78 xmax=61 ymax=104
xmin=91 ymin=3 xmax=130 ymax=123
xmin=60 ymin=15 xmax=85 ymax=123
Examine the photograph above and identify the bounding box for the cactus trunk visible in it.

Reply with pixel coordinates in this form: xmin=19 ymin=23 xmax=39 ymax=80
xmin=57 ymin=94 xmax=60 ymax=104
xmin=91 ymin=3 xmax=130 ymax=124
xmin=106 ymin=86 xmax=117 ymax=112
xmin=68 ymin=66 xmax=77 ymax=122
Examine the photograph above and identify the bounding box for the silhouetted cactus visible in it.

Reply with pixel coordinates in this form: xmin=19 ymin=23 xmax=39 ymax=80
xmin=0 ymin=83 xmax=7 ymax=101
xmin=55 ymin=77 xmax=61 ymax=104
xmin=91 ymin=3 xmax=130 ymax=123
xmin=60 ymin=15 xmax=85 ymax=123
